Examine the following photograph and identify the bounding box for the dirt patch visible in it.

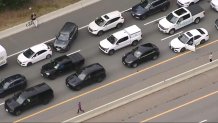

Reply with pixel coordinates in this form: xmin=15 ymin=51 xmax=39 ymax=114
xmin=0 ymin=0 xmax=80 ymax=31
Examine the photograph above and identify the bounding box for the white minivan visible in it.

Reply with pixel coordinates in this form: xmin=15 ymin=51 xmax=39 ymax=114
xmin=0 ymin=45 xmax=7 ymax=67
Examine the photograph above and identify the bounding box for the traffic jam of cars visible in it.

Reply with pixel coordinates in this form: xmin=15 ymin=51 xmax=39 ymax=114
xmin=0 ymin=0 xmax=218 ymax=117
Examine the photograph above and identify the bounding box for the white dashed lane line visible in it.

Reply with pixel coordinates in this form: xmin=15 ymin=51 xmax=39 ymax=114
xmin=161 ymin=31 xmax=183 ymax=41
xmin=0 ymin=102 xmax=4 ymax=106
xmin=144 ymin=16 xmax=165 ymax=26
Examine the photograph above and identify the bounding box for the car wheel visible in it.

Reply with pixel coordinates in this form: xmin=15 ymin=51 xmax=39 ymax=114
xmin=152 ymin=55 xmax=158 ymax=60
xmin=131 ymin=40 xmax=139 ymax=46
xmin=162 ymin=6 xmax=168 ymax=11
xmin=116 ymin=23 xmax=123 ymax=29
xmin=194 ymin=18 xmax=200 ymax=24
xmin=42 ymin=99 xmax=49 ymax=105
xmin=190 ymin=2 xmax=194 ymax=6
xmin=132 ymin=63 xmax=138 ymax=68
xmin=180 ymin=47 xmax=186 ymax=52
xmin=75 ymin=86 xmax=81 ymax=91
xmin=200 ymin=39 xmax=206 ymax=44
xmin=169 ymin=29 xmax=175 ymax=35
xmin=66 ymin=45 xmax=70 ymax=51
xmin=15 ymin=110 xmax=21 ymax=116
xmin=27 ymin=62 xmax=32 ymax=67
xmin=97 ymin=30 xmax=103 ymax=36
xmin=97 ymin=76 xmax=104 ymax=83
xmin=108 ymin=49 xmax=115 ymax=55
xmin=46 ymin=54 xmax=52 ymax=59
xmin=141 ymin=15 xmax=147 ymax=20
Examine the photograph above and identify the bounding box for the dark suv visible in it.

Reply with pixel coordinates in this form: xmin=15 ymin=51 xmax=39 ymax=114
xmin=122 ymin=43 xmax=160 ymax=68
xmin=131 ymin=0 xmax=170 ymax=20
xmin=4 ymin=83 xmax=54 ymax=116
xmin=53 ymin=22 xmax=78 ymax=52
xmin=0 ymin=74 xmax=27 ymax=98
xmin=66 ymin=63 xmax=106 ymax=90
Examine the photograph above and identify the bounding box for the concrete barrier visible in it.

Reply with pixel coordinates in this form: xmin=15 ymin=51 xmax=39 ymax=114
xmin=63 ymin=59 xmax=218 ymax=122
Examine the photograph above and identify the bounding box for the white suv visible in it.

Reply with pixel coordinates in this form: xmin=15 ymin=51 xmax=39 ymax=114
xmin=88 ymin=11 xmax=124 ymax=36
xmin=169 ymin=28 xmax=209 ymax=53
xmin=211 ymin=0 xmax=218 ymax=12
xmin=17 ymin=43 xmax=52 ymax=66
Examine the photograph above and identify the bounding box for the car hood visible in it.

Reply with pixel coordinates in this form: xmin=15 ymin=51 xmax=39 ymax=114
xmin=132 ymin=4 xmax=147 ymax=15
xmin=41 ymin=63 xmax=56 ymax=74
xmin=159 ymin=18 xmax=174 ymax=29
xmin=178 ymin=0 xmax=192 ymax=4
xmin=89 ymin=21 xmax=100 ymax=31
xmin=100 ymin=39 xmax=113 ymax=49
xmin=211 ymin=0 xmax=218 ymax=6
xmin=17 ymin=53 xmax=30 ymax=63
xmin=5 ymin=98 xmax=20 ymax=111
xmin=170 ymin=38 xmax=185 ymax=48
xmin=67 ymin=75 xmax=82 ymax=86
xmin=123 ymin=53 xmax=137 ymax=63
xmin=54 ymin=39 xmax=68 ymax=48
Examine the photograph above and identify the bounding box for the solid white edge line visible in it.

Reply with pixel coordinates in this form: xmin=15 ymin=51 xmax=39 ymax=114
xmin=161 ymin=31 xmax=183 ymax=41
xmin=67 ymin=50 xmax=81 ymax=56
xmin=144 ymin=16 xmax=165 ymax=26
xmin=0 ymin=102 xmax=4 ymax=106
xmin=199 ymin=120 xmax=207 ymax=123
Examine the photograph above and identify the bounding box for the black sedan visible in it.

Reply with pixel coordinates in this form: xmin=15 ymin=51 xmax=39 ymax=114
xmin=0 ymin=74 xmax=27 ymax=98
xmin=122 ymin=43 xmax=160 ymax=68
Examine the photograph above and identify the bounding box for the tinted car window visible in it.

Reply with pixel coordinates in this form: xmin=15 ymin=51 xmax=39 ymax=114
xmin=23 ymin=49 xmax=35 ymax=58
xmin=183 ymin=14 xmax=190 ymax=20
xmin=117 ymin=36 xmax=128 ymax=44
xmin=57 ymin=33 xmax=69 ymax=41
xmin=38 ymin=50 xmax=46 ymax=55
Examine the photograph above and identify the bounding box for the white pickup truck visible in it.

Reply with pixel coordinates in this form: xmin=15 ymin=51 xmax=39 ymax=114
xmin=158 ymin=4 xmax=205 ymax=35
xmin=0 ymin=45 xmax=7 ymax=67
xmin=99 ymin=25 xmax=142 ymax=55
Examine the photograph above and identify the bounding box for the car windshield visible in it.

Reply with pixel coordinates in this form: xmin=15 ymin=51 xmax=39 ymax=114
xmin=57 ymin=33 xmax=69 ymax=41
xmin=54 ymin=63 xmax=60 ymax=69
xmin=95 ymin=17 xmax=106 ymax=26
xmin=78 ymin=73 xmax=86 ymax=80
xmin=16 ymin=95 xmax=25 ymax=104
xmin=166 ymin=13 xmax=178 ymax=24
xmin=107 ymin=35 xmax=117 ymax=44
xmin=23 ymin=48 xmax=35 ymax=58
xmin=134 ymin=50 xmax=142 ymax=58
xmin=178 ymin=34 xmax=189 ymax=44
xmin=140 ymin=0 xmax=149 ymax=8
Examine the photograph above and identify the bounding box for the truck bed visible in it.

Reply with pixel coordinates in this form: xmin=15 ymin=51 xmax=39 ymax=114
xmin=67 ymin=52 xmax=85 ymax=64
xmin=187 ymin=4 xmax=204 ymax=16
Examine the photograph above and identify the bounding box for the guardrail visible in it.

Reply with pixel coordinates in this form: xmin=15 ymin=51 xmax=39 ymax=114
xmin=63 ymin=59 xmax=218 ymax=122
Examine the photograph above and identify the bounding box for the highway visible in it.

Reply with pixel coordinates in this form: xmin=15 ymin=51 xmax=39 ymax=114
xmin=87 ymin=66 xmax=218 ymax=122
xmin=0 ymin=0 xmax=218 ymax=122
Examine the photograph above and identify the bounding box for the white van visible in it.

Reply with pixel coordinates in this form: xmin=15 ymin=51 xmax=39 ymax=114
xmin=0 ymin=45 xmax=7 ymax=67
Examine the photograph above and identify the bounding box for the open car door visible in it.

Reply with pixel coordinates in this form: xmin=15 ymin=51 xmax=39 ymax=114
xmin=185 ymin=44 xmax=195 ymax=52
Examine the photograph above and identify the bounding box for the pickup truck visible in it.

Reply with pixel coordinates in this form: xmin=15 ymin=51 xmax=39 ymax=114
xmin=99 ymin=25 xmax=142 ymax=55
xmin=41 ymin=52 xmax=85 ymax=79
xmin=158 ymin=4 xmax=205 ymax=35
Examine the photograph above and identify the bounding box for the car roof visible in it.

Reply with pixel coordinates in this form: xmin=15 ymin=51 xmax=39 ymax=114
xmin=61 ymin=22 xmax=77 ymax=34
xmin=186 ymin=29 xmax=201 ymax=37
xmin=137 ymin=43 xmax=156 ymax=53
xmin=113 ymin=30 xmax=128 ymax=39
xmin=21 ymin=83 xmax=52 ymax=98
xmin=30 ymin=43 xmax=48 ymax=53
xmin=102 ymin=11 xmax=121 ymax=20
xmin=3 ymin=74 xmax=24 ymax=83
xmin=81 ymin=63 xmax=104 ymax=74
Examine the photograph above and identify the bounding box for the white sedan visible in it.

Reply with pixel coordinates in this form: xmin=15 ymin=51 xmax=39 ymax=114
xmin=17 ymin=43 xmax=52 ymax=66
xmin=177 ymin=0 xmax=200 ymax=7
xmin=169 ymin=28 xmax=209 ymax=53
xmin=211 ymin=0 xmax=218 ymax=12
xmin=88 ymin=10 xmax=124 ymax=36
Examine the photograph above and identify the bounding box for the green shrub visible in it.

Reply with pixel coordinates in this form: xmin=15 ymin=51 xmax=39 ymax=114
xmin=0 ymin=0 xmax=31 ymax=10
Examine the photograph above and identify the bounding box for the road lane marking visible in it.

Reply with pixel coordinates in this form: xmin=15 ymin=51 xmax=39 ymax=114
xmin=140 ymin=91 xmax=218 ymax=122
xmin=67 ymin=50 xmax=81 ymax=56
xmin=0 ymin=102 xmax=4 ymax=106
xmin=161 ymin=31 xmax=183 ymax=41
xmin=14 ymin=39 xmax=218 ymax=123
xmin=79 ymin=25 xmax=88 ymax=30
xmin=121 ymin=8 xmax=131 ymax=13
xmin=144 ymin=16 xmax=165 ymax=26
xmin=199 ymin=120 xmax=207 ymax=123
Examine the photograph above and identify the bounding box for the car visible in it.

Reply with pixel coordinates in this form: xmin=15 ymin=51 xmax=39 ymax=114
xmin=99 ymin=25 xmax=142 ymax=55
xmin=211 ymin=0 xmax=218 ymax=12
xmin=66 ymin=63 xmax=106 ymax=91
xmin=0 ymin=45 xmax=7 ymax=67
xmin=4 ymin=83 xmax=54 ymax=116
xmin=131 ymin=0 xmax=170 ymax=20
xmin=88 ymin=11 xmax=124 ymax=36
xmin=177 ymin=0 xmax=200 ymax=7
xmin=169 ymin=28 xmax=209 ymax=53
xmin=122 ymin=43 xmax=160 ymax=68
xmin=215 ymin=19 xmax=218 ymax=30
xmin=41 ymin=52 xmax=85 ymax=79
xmin=17 ymin=43 xmax=52 ymax=66
xmin=53 ymin=22 xmax=78 ymax=52
xmin=0 ymin=74 xmax=27 ymax=98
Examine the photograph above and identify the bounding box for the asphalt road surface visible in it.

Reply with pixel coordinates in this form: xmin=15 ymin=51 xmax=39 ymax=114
xmin=0 ymin=0 xmax=218 ymax=122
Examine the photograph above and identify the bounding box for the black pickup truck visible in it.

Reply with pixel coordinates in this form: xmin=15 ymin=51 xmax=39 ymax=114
xmin=41 ymin=52 xmax=85 ymax=79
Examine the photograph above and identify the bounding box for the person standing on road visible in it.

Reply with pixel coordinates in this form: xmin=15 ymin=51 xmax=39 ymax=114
xmin=209 ymin=52 xmax=213 ymax=62
xmin=77 ymin=102 xmax=84 ymax=114
xmin=31 ymin=12 xmax=38 ymax=27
